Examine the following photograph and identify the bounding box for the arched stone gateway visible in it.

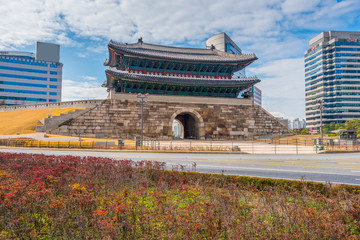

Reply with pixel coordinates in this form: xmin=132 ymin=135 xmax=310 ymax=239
xmin=169 ymin=108 xmax=205 ymax=140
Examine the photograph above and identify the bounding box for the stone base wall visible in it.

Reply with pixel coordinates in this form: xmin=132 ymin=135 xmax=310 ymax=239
xmin=50 ymin=96 xmax=292 ymax=140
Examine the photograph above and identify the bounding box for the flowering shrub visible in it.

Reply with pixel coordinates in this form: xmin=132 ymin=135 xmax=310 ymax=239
xmin=1 ymin=152 xmax=360 ymax=239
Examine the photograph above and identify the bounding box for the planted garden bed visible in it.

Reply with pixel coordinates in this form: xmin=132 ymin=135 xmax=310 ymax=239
xmin=1 ymin=152 xmax=360 ymax=239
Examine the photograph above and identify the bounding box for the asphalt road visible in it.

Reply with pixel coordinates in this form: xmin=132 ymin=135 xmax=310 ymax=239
xmin=1 ymin=147 xmax=360 ymax=185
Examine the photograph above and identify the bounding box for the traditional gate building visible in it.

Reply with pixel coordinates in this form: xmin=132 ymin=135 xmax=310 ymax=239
xmin=104 ymin=36 xmax=259 ymax=98
xmin=47 ymin=34 xmax=291 ymax=139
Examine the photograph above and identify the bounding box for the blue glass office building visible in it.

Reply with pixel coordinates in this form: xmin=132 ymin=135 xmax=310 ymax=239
xmin=0 ymin=42 xmax=62 ymax=105
xmin=305 ymin=31 xmax=360 ymax=129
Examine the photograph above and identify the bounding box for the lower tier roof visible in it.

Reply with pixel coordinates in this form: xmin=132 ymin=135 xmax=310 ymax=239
xmin=105 ymin=68 xmax=260 ymax=87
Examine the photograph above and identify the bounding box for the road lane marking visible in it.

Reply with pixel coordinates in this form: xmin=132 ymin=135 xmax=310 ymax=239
xmin=1 ymin=148 xmax=360 ymax=171
xmin=329 ymin=181 xmax=360 ymax=186
xmin=197 ymin=164 xmax=358 ymax=176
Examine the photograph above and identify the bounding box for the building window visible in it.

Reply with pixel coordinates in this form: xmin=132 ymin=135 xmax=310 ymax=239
xmin=0 ymin=96 xmax=47 ymax=102
xmin=0 ymin=88 xmax=47 ymax=95
xmin=0 ymin=56 xmax=47 ymax=67
xmin=0 ymin=65 xmax=47 ymax=74
xmin=0 ymin=80 xmax=47 ymax=88
xmin=0 ymin=73 xmax=47 ymax=81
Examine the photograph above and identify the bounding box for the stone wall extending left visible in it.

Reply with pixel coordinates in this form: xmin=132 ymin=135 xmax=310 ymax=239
xmin=0 ymin=100 xmax=102 ymax=111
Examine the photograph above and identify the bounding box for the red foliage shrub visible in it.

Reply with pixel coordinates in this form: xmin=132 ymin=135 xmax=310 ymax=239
xmin=1 ymin=152 xmax=360 ymax=239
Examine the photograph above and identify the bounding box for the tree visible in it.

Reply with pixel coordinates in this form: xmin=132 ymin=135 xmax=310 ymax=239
xmin=323 ymin=124 xmax=330 ymax=134
xmin=329 ymin=122 xmax=336 ymax=131
xmin=300 ymin=128 xmax=309 ymax=135
xmin=345 ymin=119 xmax=360 ymax=138
xmin=293 ymin=129 xmax=300 ymax=135
xmin=335 ymin=123 xmax=346 ymax=130
xmin=346 ymin=119 xmax=360 ymax=130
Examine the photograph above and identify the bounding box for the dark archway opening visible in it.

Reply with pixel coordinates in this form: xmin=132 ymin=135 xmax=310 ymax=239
xmin=175 ymin=113 xmax=198 ymax=139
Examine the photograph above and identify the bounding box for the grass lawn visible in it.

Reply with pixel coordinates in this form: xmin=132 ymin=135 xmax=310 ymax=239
xmin=0 ymin=108 xmax=84 ymax=135
xmin=1 ymin=152 xmax=360 ymax=239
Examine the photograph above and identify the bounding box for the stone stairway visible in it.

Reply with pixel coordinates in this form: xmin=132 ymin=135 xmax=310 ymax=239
xmin=253 ymin=105 xmax=293 ymax=136
xmin=49 ymin=100 xmax=117 ymax=138
xmin=36 ymin=109 xmax=88 ymax=133
xmin=36 ymin=100 xmax=107 ymax=133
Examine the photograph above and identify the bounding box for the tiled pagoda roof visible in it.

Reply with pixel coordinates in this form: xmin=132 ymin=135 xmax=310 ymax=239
xmin=106 ymin=68 xmax=260 ymax=86
xmin=108 ymin=40 xmax=257 ymax=64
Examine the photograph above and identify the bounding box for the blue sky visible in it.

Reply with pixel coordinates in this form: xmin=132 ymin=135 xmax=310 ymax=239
xmin=1 ymin=0 xmax=359 ymax=120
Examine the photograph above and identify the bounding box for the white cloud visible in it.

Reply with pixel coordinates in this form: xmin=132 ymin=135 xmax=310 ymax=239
xmin=1 ymin=0 xmax=358 ymax=53
xmin=82 ymin=76 xmax=97 ymax=81
xmin=281 ymin=0 xmax=321 ymax=14
xmin=1 ymin=0 xmax=355 ymax=49
xmin=76 ymin=52 xmax=88 ymax=58
xmin=0 ymin=0 xmax=68 ymax=50
xmin=248 ymin=57 xmax=306 ymax=117
xmin=1 ymin=0 xmax=359 ymax=119
xmin=61 ymin=79 xmax=107 ymax=101
xmin=281 ymin=0 xmax=360 ymax=31
xmin=248 ymin=57 xmax=305 ymax=99
xmin=271 ymin=112 xmax=296 ymax=121
xmin=76 ymin=44 xmax=108 ymax=58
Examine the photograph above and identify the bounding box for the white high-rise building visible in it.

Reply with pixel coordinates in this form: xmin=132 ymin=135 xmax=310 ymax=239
xmin=292 ymin=118 xmax=301 ymax=129
xmin=252 ymin=86 xmax=262 ymax=106
xmin=0 ymin=42 xmax=62 ymax=105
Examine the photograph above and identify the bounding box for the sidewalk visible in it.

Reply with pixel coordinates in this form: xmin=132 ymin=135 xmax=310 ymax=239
xmin=158 ymin=140 xmax=318 ymax=154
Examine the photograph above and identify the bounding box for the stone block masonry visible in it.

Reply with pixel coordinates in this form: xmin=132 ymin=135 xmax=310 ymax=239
xmin=49 ymin=94 xmax=292 ymax=140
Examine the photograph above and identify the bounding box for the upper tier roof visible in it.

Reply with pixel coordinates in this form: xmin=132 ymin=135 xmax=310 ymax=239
xmin=108 ymin=40 xmax=257 ymax=64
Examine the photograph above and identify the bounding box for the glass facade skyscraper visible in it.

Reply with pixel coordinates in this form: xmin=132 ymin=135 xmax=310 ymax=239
xmin=0 ymin=42 xmax=62 ymax=105
xmin=305 ymin=31 xmax=360 ymax=130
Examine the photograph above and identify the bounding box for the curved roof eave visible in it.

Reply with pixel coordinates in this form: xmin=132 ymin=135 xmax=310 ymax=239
xmin=109 ymin=40 xmax=214 ymax=54
xmin=106 ymin=68 xmax=260 ymax=86
xmin=108 ymin=41 xmax=258 ymax=64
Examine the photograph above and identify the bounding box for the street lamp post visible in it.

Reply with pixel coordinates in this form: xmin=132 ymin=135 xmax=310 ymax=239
xmin=137 ymin=93 xmax=148 ymax=146
xmin=317 ymin=99 xmax=324 ymax=143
